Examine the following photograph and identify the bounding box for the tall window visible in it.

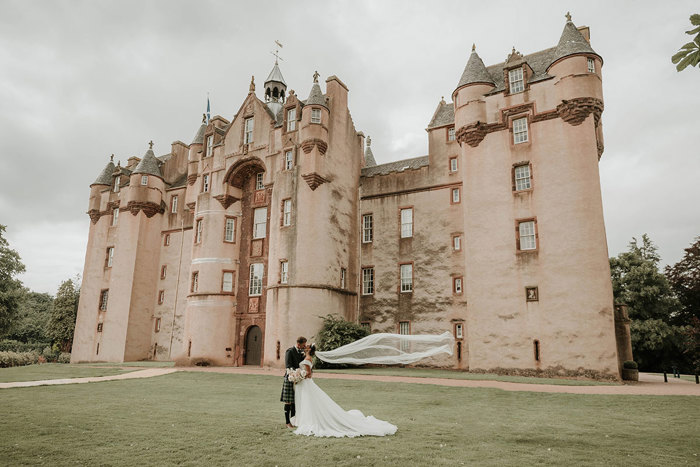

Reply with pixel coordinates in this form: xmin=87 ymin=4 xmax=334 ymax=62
xmin=452 ymin=188 xmax=460 ymax=204
xmin=164 ymin=234 xmax=170 ymax=246
xmin=141 ymin=175 xmax=148 ymax=186
xmin=587 ymin=58 xmax=595 ymax=73
xmin=255 ymin=172 xmax=264 ymax=190
xmin=449 ymin=157 xmax=458 ymax=172
xmin=280 ymin=261 xmax=288 ymax=284
xmin=206 ymin=135 xmax=213 ymax=157
xmin=106 ymin=247 xmax=114 ymax=268
xmin=453 ymin=235 xmax=461 ymax=251
xmin=453 ymin=277 xmax=463 ymax=294
xmin=99 ymin=289 xmax=109 ymax=311
xmin=513 ymin=117 xmax=528 ymax=144
xmin=253 ymin=207 xmax=267 ymax=239
xmin=195 ymin=219 xmax=203 ymax=244
xmin=158 ymin=290 xmax=165 ymax=305
xmin=285 ymin=150 xmax=293 ymax=170
xmin=202 ymin=174 xmax=210 ymax=193
xmin=170 ymin=195 xmax=178 ymax=213
xmin=113 ymin=176 xmax=120 ymax=193
xmin=311 ymin=108 xmax=321 ymax=124
xmin=283 ymin=199 xmax=292 ymax=226
xmin=400 ymin=208 xmax=413 ymax=238
xmin=224 ymin=217 xmax=235 ymax=243
xmin=287 ymin=108 xmax=296 ymax=131
xmin=340 ymin=268 xmax=346 ymax=289
xmin=155 ymin=318 xmax=161 ymax=332
xmin=191 ymin=272 xmax=199 ymax=293
xmin=509 ymin=67 xmax=524 ymax=93
xmin=447 ymin=127 xmax=456 ymax=141
xmin=514 ymin=164 xmax=531 ymax=191
xmin=362 ymin=214 xmax=373 ymax=243
xmin=112 ymin=208 xmax=119 ymax=226
xmin=362 ymin=268 xmax=374 ymax=295
xmin=518 ymin=220 xmax=536 ymax=250
xmin=399 ymin=321 xmax=410 ymax=351
xmin=244 ymin=118 xmax=254 ymax=144
xmin=400 ymin=264 xmax=413 ymax=293
xmin=160 ymin=265 xmax=167 ymax=279
xmin=249 ymin=263 xmax=263 ymax=296
xmin=222 ymin=271 xmax=234 ymax=292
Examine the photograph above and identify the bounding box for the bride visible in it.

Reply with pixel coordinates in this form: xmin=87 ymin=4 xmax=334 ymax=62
xmin=290 ymin=344 xmax=397 ymax=438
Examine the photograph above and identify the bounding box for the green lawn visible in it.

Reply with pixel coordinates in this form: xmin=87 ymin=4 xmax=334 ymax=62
xmin=316 ymin=366 xmax=617 ymax=386
xmin=1 ymin=372 xmax=697 ymax=466
xmin=79 ymin=361 xmax=176 ymax=368
xmin=0 ymin=364 xmax=135 ymax=383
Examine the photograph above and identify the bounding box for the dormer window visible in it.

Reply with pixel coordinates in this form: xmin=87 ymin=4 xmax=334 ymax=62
xmin=206 ymin=135 xmax=213 ymax=157
xmin=113 ymin=176 xmax=120 ymax=193
xmin=311 ymin=108 xmax=321 ymax=124
xmin=141 ymin=175 xmax=148 ymax=186
xmin=287 ymin=109 xmax=296 ymax=131
xmin=508 ymin=68 xmax=524 ymax=94
xmin=447 ymin=127 xmax=456 ymax=141
xmin=587 ymin=58 xmax=595 ymax=73
xmin=244 ymin=118 xmax=254 ymax=144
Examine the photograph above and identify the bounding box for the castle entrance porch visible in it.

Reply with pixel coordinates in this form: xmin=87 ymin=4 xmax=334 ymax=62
xmin=244 ymin=325 xmax=262 ymax=365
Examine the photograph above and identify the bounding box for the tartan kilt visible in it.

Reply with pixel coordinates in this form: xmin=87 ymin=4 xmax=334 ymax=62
xmin=280 ymin=377 xmax=295 ymax=403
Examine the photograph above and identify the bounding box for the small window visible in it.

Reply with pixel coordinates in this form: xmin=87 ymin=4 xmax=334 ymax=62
xmin=340 ymin=268 xmax=346 ymax=289
xmin=206 ymin=135 xmax=213 ymax=157
xmin=154 ymin=318 xmax=161 ymax=333
xmin=255 ymin=172 xmax=264 ymax=190
xmin=195 ymin=219 xmax=203 ymax=244
xmin=287 ymin=109 xmax=296 ymax=131
xmin=283 ymin=199 xmax=292 ymax=226
xmin=106 ymin=247 xmax=114 ymax=268
xmin=158 ymin=290 xmax=165 ymax=305
xmin=362 ymin=214 xmax=373 ymax=243
xmin=249 ymin=263 xmax=264 ymax=296
xmin=509 ymin=67 xmax=524 ymax=93
xmin=113 ymin=176 xmax=120 ymax=193
xmin=513 ymin=117 xmax=528 ymax=144
xmin=224 ymin=217 xmax=236 ymax=243
xmin=99 ymin=289 xmax=109 ymax=311
xmin=362 ymin=268 xmax=374 ymax=295
xmin=452 ymin=188 xmax=460 ymax=204
xmin=160 ymin=265 xmax=167 ymax=280
xmin=97 ymin=322 xmax=103 ymax=332
xmin=280 ymin=261 xmax=288 ymax=284
xmin=164 ymin=234 xmax=170 ymax=246
xmin=534 ymin=340 xmax=540 ymax=361
xmin=202 ymin=174 xmax=210 ymax=193
xmin=453 ymin=235 xmax=461 ymax=251
xmin=170 ymin=195 xmax=178 ymax=213
xmin=244 ymin=118 xmax=254 ymax=144
xmin=449 ymin=157 xmax=458 ymax=172
xmin=587 ymin=58 xmax=595 ymax=73
xmin=400 ymin=208 xmax=413 ymax=238
xmin=518 ymin=221 xmax=536 ymax=251
xmin=285 ymin=150 xmax=293 ymax=170
xmin=311 ymin=108 xmax=321 ymax=124
xmin=453 ymin=277 xmax=463 ymax=294
xmin=191 ymin=272 xmax=199 ymax=293
xmin=253 ymin=207 xmax=267 ymax=239
xmin=141 ymin=175 xmax=148 ymax=186
xmin=526 ymin=286 xmax=539 ymax=302
xmin=514 ymin=164 xmax=532 ymax=191
xmin=112 ymin=208 xmax=119 ymax=226
xmin=400 ymin=264 xmax=413 ymax=293
xmin=455 ymin=323 xmax=464 ymax=339
xmin=447 ymin=127 xmax=456 ymax=141
xmin=222 ymin=271 xmax=234 ymax=292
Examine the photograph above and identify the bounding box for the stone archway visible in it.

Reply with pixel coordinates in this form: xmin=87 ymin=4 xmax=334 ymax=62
xmin=223 ymin=156 xmax=266 ymax=189
xmin=244 ymin=325 xmax=263 ymax=365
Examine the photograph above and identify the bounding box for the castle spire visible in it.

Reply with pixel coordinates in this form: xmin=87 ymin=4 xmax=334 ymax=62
xmin=547 ymin=13 xmax=599 ymax=70
xmin=305 ymin=71 xmax=327 ymax=108
xmin=91 ymin=155 xmax=116 ymax=186
xmin=264 ymin=56 xmax=287 ymax=103
xmin=364 ymin=135 xmax=377 ymax=167
xmin=454 ymin=45 xmax=495 ymax=91
xmin=133 ymin=142 xmax=162 ymax=179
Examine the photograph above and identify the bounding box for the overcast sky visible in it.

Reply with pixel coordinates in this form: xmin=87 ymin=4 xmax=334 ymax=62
xmin=0 ymin=0 xmax=697 ymax=294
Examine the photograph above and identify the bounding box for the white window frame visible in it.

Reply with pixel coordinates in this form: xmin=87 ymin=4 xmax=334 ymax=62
xmin=206 ymin=135 xmax=213 ymax=157
xmin=283 ymin=199 xmax=292 ymax=226
xmin=513 ymin=117 xmax=528 ymax=144
xmin=340 ymin=268 xmax=346 ymax=289
xmin=587 ymin=58 xmax=595 ymax=73
xmin=255 ymin=172 xmax=264 ymax=190
xmin=171 ymin=195 xmax=178 ymax=213
xmin=113 ymin=176 xmax=120 ymax=193
xmin=519 ymin=221 xmax=536 ymax=251
xmin=244 ymin=118 xmax=254 ymax=144
xmin=141 ymin=175 xmax=148 ymax=186
xmin=106 ymin=247 xmax=114 ymax=268
xmin=311 ymin=108 xmax=321 ymax=124
xmin=454 ymin=277 xmax=463 ymax=294
xmin=249 ymin=263 xmax=263 ymax=296
xmin=362 ymin=214 xmax=373 ymax=243
xmin=450 ymin=158 xmax=458 ymax=172
xmin=284 ymin=150 xmax=293 ymax=170
xmin=222 ymin=271 xmax=234 ymax=292
xmin=455 ymin=323 xmax=463 ymax=339
xmin=112 ymin=208 xmax=119 ymax=226
xmin=400 ymin=208 xmax=413 ymax=238
xmin=287 ymin=108 xmax=296 ymax=131
xmin=453 ymin=236 xmax=461 ymax=251
xmin=195 ymin=219 xmax=203 ymax=244
xmin=448 ymin=127 xmax=456 ymax=141
xmin=400 ymin=264 xmax=413 ymax=293
xmin=509 ymin=67 xmax=524 ymax=93
xmin=280 ymin=261 xmax=288 ymax=284
xmin=399 ymin=321 xmax=410 ymax=351
xmin=452 ymin=188 xmax=460 ymax=203
xmin=362 ymin=268 xmax=374 ymax=295
xmin=202 ymin=174 xmax=210 ymax=193
xmin=514 ymin=164 xmax=532 ymax=191
xmin=253 ymin=207 xmax=267 ymax=239
xmin=224 ymin=218 xmax=235 ymax=243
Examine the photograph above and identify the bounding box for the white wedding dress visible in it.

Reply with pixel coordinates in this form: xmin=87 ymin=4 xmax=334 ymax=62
xmin=291 ymin=359 xmax=397 ymax=438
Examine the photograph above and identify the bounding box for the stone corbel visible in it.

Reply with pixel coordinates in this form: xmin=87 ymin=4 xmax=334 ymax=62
xmin=300 ymin=138 xmax=328 ymax=155
xmin=556 ymin=97 xmax=604 ymax=126
xmin=126 ymin=201 xmax=165 ymax=218
xmin=301 ymin=173 xmax=329 ymax=191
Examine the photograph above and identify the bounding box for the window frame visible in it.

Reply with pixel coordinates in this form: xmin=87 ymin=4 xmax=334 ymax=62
xmin=158 ymin=290 xmax=165 ymax=305
xmin=508 ymin=67 xmax=524 ymax=94
xmin=253 ymin=207 xmax=267 ymax=239
xmin=160 ymin=265 xmax=167 ymax=280
xmin=311 ymin=108 xmax=321 ymax=124
xmin=454 ymin=322 xmax=464 ymax=339
xmin=202 ymin=174 xmax=210 ymax=193
xmin=340 ymin=268 xmax=347 ymax=289
xmin=400 ymin=207 xmax=413 ymax=239
xmin=195 ymin=218 xmax=203 ymax=244
xmin=400 ymin=262 xmax=413 ymax=293
xmin=112 ymin=208 xmax=119 ymax=226
xmin=513 ymin=163 xmax=532 ymax=192
xmin=362 ymin=213 xmax=373 ymax=243
xmin=447 ymin=126 xmax=456 ymax=142
xmin=164 ymin=233 xmax=170 ymax=246
xmin=255 ymin=172 xmax=264 ymax=190
xmin=154 ymin=318 xmax=161 ymax=333
xmin=191 ymin=271 xmax=199 ymax=293
xmin=140 ymin=175 xmax=148 ymax=186
xmin=449 ymin=157 xmax=458 ymax=173
xmin=224 ymin=216 xmax=236 ymax=243
xmin=284 ymin=149 xmax=294 ymax=170
xmin=452 ymin=235 xmax=461 ymax=251
xmin=513 ymin=117 xmax=529 ymax=144
xmin=280 ymin=260 xmax=289 ymax=284
xmin=105 ymin=247 xmax=114 ymax=268
xmin=244 ymin=117 xmax=254 ymax=144
xmin=222 ymin=270 xmax=235 ymax=293
xmin=249 ymin=263 xmax=264 ymax=296
xmin=99 ymin=289 xmax=109 ymax=311
xmin=206 ymin=134 xmax=214 ymax=157
xmin=113 ymin=176 xmax=120 ymax=193
xmin=282 ymin=199 xmax=292 ymax=227
xmin=451 ymin=187 xmax=461 ymax=204
xmin=516 ymin=218 xmax=538 ymax=252
xmin=587 ymin=57 xmax=595 ymax=73
xmin=287 ymin=108 xmax=296 ymax=131
xmin=170 ymin=195 xmax=178 ymax=213
xmin=453 ymin=276 xmax=463 ymax=295
xmin=361 ymin=267 xmax=374 ymax=295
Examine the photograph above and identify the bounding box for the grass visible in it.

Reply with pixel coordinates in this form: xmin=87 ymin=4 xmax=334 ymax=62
xmin=78 ymin=361 xmax=176 ymax=368
xmin=0 ymin=364 xmax=135 ymax=383
xmin=1 ymin=372 xmax=698 ymax=466
xmin=316 ymin=366 xmax=618 ymax=386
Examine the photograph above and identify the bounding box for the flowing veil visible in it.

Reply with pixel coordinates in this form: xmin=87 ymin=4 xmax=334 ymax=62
xmin=315 ymin=332 xmax=455 ymax=365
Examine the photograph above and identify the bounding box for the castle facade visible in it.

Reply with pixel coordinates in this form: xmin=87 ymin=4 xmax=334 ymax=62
xmin=72 ymin=17 xmax=626 ymax=379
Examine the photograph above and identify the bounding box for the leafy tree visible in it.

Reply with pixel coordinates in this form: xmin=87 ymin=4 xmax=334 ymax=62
xmin=0 ymin=225 xmax=26 ymax=337
xmin=610 ymin=235 xmax=686 ymax=371
xmin=7 ymin=290 xmax=53 ymax=343
xmin=314 ymin=314 xmax=369 ymax=368
xmin=665 ymin=237 xmax=700 ymax=324
xmin=47 ymin=278 xmax=80 ymax=352
xmin=672 ymin=14 xmax=700 ymax=71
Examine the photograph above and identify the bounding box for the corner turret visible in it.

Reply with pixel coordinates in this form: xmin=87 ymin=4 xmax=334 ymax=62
xmin=453 ymin=45 xmax=495 ymax=132
xmin=92 ymin=155 xmax=116 ymax=187
xmin=364 ymin=136 xmax=377 ymax=167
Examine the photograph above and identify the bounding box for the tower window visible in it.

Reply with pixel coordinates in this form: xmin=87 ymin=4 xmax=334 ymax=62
xmin=447 ymin=127 xmax=456 ymax=141
xmin=141 ymin=175 xmax=148 ymax=186
xmin=222 ymin=271 xmax=234 ymax=292
xmin=202 ymin=174 xmax=210 ymax=193
xmin=518 ymin=220 xmax=537 ymax=250
xmin=451 ymin=188 xmax=460 ymax=204
xmin=449 ymin=157 xmax=458 ymax=172
xmin=287 ymin=109 xmax=296 ymax=131
xmin=283 ymin=199 xmax=292 ymax=226
xmin=105 ymin=247 xmax=114 ymax=268
xmin=400 ymin=208 xmax=413 ymax=238
xmin=400 ymin=263 xmax=413 ymax=293
xmin=113 ymin=176 xmax=120 ymax=193
xmin=340 ymin=268 xmax=346 ymax=289
xmin=170 ymin=195 xmax=178 ymax=213
xmin=244 ymin=118 xmax=254 ymax=144
xmin=587 ymin=58 xmax=595 ymax=73
xmin=362 ymin=214 xmax=373 ymax=243
xmin=97 ymin=323 xmax=103 ymax=333
xmin=249 ymin=263 xmax=264 ymax=296
xmin=195 ymin=219 xmax=203 ymax=244
xmin=513 ymin=118 xmax=528 ymax=144
xmin=158 ymin=290 xmax=165 ymax=305
xmin=534 ymin=340 xmax=540 ymax=361
xmin=453 ymin=235 xmax=461 ymax=251
xmin=455 ymin=323 xmax=464 ymax=339
xmin=253 ymin=207 xmax=267 ymax=239
xmin=285 ymin=150 xmax=293 ymax=170
xmin=255 ymin=172 xmax=264 ymax=190
xmin=453 ymin=277 xmax=463 ymax=294
xmin=206 ymin=135 xmax=213 ymax=157
xmin=164 ymin=234 xmax=170 ymax=246
xmin=514 ymin=164 xmax=532 ymax=191
xmin=160 ymin=265 xmax=167 ymax=279
xmin=155 ymin=318 xmax=161 ymax=332
xmin=311 ymin=108 xmax=321 ymax=124
xmin=99 ymin=289 xmax=109 ymax=311
xmin=509 ymin=67 xmax=524 ymax=93
xmin=362 ymin=268 xmax=374 ymax=295
xmin=191 ymin=272 xmax=199 ymax=293
xmin=280 ymin=261 xmax=289 ymax=284
xmin=112 ymin=208 xmax=119 ymax=226
xmin=224 ymin=217 xmax=236 ymax=243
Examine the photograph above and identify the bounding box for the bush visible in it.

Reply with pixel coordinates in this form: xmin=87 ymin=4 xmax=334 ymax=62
xmin=0 ymin=339 xmax=50 ymax=353
xmin=314 ymin=314 xmax=369 ymax=369
xmin=57 ymin=352 xmax=71 ymax=364
xmin=0 ymin=350 xmax=40 ymax=368
xmin=623 ymin=360 xmax=638 ymax=370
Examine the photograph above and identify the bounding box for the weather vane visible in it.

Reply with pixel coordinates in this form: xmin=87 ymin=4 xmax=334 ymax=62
xmin=271 ymin=40 xmax=284 ymax=64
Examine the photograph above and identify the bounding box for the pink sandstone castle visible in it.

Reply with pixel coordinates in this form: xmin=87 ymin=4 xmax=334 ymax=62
xmin=72 ymin=16 xmax=632 ymax=379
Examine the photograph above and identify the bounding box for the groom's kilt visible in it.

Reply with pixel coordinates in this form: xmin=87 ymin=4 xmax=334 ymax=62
xmin=280 ymin=377 xmax=294 ymax=403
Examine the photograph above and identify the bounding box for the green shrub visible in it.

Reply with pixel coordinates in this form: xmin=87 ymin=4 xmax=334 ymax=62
xmin=623 ymin=360 xmax=638 ymax=370
xmin=42 ymin=346 xmax=57 ymax=362
xmin=0 ymin=339 xmax=50 ymax=353
xmin=314 ymin=314 xmax=369 ymax=369
xmin=0 ymin=350 xmax=39 ymax=368
xmin=57 ymin=352 xmax=71 ymax=364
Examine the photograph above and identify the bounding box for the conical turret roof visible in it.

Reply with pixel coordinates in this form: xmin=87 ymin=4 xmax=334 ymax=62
xmin=265 ymin=62 xmax=286 ymax=85
xmin=455 ymin=46 xmax=495 ymax=90
xmin=133 ymin=143 xmax=163 ymax=178
xmin=92 ymin=156 xmax=116 ymax=186
xmin=305 ymin=71 xmax=328 ymax=108
xmin=548 ymin=17 xmax=599 ymax=69
xmin=191 ymin=119 xmax=207 ymax=145
xmin=364 ymin=136 xmax=377 ymax=167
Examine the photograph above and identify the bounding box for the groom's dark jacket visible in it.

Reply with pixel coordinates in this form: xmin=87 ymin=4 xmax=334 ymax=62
xmin=285 ymin=346 xmax=305 ymax=371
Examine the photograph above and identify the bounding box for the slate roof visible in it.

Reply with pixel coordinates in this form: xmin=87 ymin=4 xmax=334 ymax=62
xmin=455 ymin=50 xmax=495 ymax=89
xmin=364 ymin=146 xmax=377 ymax=167
xmin=549 ymin=20 xmax=600 ymax=69
xmin=132 ymin=148 xmax=163 ymax=178
xmin=191 ymin=123 xmax=206 ymax=145
xmin=361 ymin=155 xmax=429 ymax=178
xmin=265 ymin=62 xmax=286 ymax=85
xmin=427 ymin=100 xmax=455 ymax=129
xmin=92 ymin=159 xmax=116 ymax=186
xmin=169 ymin=173 xmax=188 ymax=189
xmin=305 ymin=82 xmax=328 ymax=108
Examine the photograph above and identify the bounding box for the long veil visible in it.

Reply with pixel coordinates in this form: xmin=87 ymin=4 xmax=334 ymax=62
xmin=315 ymin=332 xmax=455 ymax=365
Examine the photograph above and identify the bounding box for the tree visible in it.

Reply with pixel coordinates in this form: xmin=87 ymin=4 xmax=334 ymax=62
xmin=314 ymin=314 xmax=369 ymax=368
xmin=665 ymin=237 xmax=700 ymax=324
xmin=610 ymin=235 xmax=686 ymax=371
xmin=0 ymin=225 xmax=26 ymax=337
xmin=7 ymin=290 xmax=53 ymax=343
xmin=47 ymin=278 xmax=80 ymax=352
xmin=672 ymin=14 xmax=700 ymax=71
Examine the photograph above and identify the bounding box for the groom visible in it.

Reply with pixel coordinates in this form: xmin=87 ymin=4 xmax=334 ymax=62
xmin=281 ymin=336 xmax=306 ymax=428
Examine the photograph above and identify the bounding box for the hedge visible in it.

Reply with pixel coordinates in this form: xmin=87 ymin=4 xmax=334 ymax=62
xmin=0 ymin=351 xmax=40 ymax=368
xmin=0 ymin=340 xmax=51 ymax=353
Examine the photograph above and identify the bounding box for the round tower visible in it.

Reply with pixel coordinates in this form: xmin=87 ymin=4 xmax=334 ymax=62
xmin=452 ymin=45 xmax=496 ymax=131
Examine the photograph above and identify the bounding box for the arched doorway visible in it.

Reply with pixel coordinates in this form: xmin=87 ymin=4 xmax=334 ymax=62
xmin=245 ymin=325 xmax=262 ymax=365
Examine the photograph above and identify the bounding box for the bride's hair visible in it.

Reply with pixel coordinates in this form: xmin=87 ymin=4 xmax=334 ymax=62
xmin=309 ymin=344 xmax=316 ymax=357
